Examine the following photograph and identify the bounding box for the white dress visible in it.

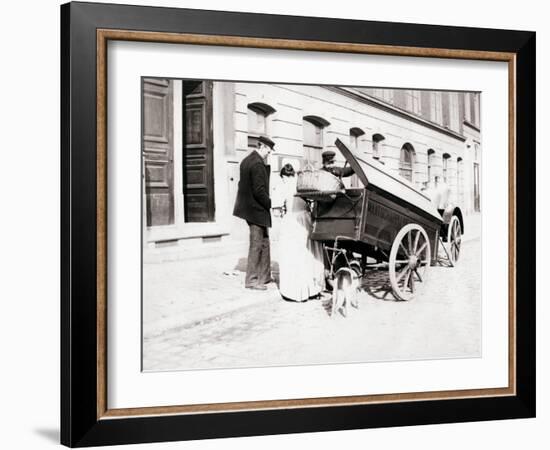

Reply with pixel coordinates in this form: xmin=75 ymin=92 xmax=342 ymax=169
xmin=278 ymin=178 xmax=325 ymax=301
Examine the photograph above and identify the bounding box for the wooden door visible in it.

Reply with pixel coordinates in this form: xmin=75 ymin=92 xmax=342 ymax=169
xmin=182 ymin=80 xmax=215 ymax=222
xmin=143 ymin=78 xmax=174 ymax=226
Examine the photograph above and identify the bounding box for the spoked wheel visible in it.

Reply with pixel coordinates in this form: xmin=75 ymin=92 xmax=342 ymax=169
xmin=389 ymin=224 xmax=431 ymax=301
xmin=447 ymin=215 xmax=462 ymax=266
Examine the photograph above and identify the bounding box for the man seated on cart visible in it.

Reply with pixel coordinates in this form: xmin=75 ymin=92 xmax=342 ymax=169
xmin=424 ymin=175 xmax=452 ymax=213
xmin=321 ymin=150 xmax=355 ymax=178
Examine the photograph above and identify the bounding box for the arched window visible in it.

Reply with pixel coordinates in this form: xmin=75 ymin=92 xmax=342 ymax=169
xmin=442 ymin=153 xmax=451 ymax=182
xmin=372 ymin=133 xmax=385 ymax=160
xmin=427 ymin=149 xmax=435 ymax=182
xmin=303 ymin=115 xmax=330 ymax=168
xmin=247 ymin=102 xmax=276 ymax=148
xmin=349 ymin=127 xmax=365 ymax=150
xmin=399 ymin=143 xmax=415 ymax=182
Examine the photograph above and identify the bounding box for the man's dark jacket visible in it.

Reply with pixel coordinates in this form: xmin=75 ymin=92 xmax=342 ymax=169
xmin=322 ymin=165 xmax=354 ymax=178
xmin=233 ymin=150 xmax=272 ymax=227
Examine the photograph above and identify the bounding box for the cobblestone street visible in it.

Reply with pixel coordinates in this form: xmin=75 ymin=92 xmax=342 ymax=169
xmin=143 ymin=215 xmax=481 ymax=372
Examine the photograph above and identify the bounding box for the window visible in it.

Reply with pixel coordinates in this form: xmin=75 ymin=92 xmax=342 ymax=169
xmin=303 ymin=115 xmax=330 ymax=168
xmin=458 ymin=93 xmax=466 ymax=134
xmin=464 ymin=93 xmax=480 ymax=127
xmin=248 ymin=107 xmax=266 ymax=135
xmin=399 ymin=143 xmax=415 ymax=182
xmin=367 ymin=88 xmax=393 ymax=104
xmin=473 ymin=94 xmax=480 ymax=127
xmin=349 ymin=127 xmax=365 ymax=150
xmin=427 ymin=149 xmax=435 ymax=182
xmin=442 ymin=153 xmax=451 ymax=183
xmin=431 ymin=92 xmax=443 ymax=124
xmin=448 ymin=93 xmax=460 ymax=132
xmin=382 ymin=90 xmax=394 ymax=103
xmin=442 ymin=92 xmax=450 ymax=129
xmin=420 ymin=91 xmax=432 ymax=120
xmin=247 ymin=102 xmax=276 ymax=148
xmin=469 ymin=93 xmax=477 ymax=126
xmin=372 ymin=133 xmax=385 ymax=160
xmin=405 ymin=90 xmax=421 ymax=115
xmin=372 ymin=88 xmax=385 ymax=100
xmin=464 ymin=93 xmax=471 ymax=123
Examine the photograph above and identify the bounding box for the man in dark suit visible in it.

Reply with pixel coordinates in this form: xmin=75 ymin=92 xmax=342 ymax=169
xmin=233 ymin=136 xmax=275 ymax=290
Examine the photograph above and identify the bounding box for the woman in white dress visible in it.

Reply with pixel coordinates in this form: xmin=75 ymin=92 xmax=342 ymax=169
xmin=277 ymin=164 xmax=325 ymax=301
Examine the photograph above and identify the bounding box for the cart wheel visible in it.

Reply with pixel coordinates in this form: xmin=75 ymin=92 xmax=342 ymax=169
xmin=447 ymin=215 xmax=462 ymax=266
xmin=389 ymin=224 xmax=431 ymax=301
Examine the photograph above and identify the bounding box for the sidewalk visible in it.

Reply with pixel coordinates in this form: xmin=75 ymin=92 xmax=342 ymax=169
xmin=461 ymin=211 xmax=481 ymax=243
xmin=143 ymin=247 xmax=283 ymax=339
xmin=143 ymin=212 xmax=481 ymax=339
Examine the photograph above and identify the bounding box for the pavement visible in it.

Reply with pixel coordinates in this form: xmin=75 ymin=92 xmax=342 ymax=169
xmin=460 ymin=211 xmax=481 ymax=245
xmin=143 ymin=213 xmax=482 ymax=370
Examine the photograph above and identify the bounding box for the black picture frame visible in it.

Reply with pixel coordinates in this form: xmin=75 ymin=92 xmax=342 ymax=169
xmin=61 ymin=1 xmax=535 ymax=447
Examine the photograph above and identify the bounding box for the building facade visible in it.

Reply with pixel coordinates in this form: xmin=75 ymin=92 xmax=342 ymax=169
xmin=142 ymin=79 xmax=481 ymax=261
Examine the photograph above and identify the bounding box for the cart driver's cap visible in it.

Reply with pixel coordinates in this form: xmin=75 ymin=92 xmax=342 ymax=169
xmin=322 ymin=150 xmax=336 ymax=164
xmin=258 ymin=135 xmax=275 ymax=149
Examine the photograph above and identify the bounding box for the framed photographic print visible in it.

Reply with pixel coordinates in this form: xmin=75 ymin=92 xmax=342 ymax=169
xmin=60 ymin=1 xmax=536 ymax=447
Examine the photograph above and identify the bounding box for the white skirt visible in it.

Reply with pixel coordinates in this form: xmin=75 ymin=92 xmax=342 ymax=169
xmin=278 ymin=210 xmax=325 ymax=301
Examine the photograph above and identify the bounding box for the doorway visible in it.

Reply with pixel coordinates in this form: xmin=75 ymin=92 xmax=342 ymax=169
xmin=182 ymin=80 xmax=215 ymax=222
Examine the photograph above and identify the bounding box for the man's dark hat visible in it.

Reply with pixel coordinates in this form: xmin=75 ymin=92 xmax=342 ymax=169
xmin=322 ymin=150 xmax=336 ymax=163
xmin=258 ymin=135 xmax=275 ymax=149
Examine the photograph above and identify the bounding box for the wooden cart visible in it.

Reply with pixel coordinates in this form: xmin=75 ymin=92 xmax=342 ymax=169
xmin=296 ymin=139 xmax=464 ymax=301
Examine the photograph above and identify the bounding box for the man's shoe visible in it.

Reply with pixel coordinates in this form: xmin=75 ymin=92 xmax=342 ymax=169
xmin=246 ymin=285 xmax=267 ymax=291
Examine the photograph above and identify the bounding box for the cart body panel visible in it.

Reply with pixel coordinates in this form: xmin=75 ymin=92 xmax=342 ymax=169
xmin=361 ymin=188 xmax=440 ymax=259
xmin=307 ymin=139 xmax=442 ymax=263
xmin=310 ymin=188 xmax=365 ymax=241
xmin=310 ymin=188 xmax=440 ymax=263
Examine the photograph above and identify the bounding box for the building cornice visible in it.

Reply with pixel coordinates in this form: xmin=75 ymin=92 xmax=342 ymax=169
xmin=326 ymin=86 xmax=467 ymax=142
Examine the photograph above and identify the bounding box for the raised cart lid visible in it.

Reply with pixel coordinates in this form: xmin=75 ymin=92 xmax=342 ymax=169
xmin=335 ymin=139 xmax=443 ymax=223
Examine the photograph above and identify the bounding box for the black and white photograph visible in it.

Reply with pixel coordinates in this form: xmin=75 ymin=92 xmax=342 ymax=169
xmin=1 ymin=0 xmax=542 ymax=447
xmin=142 ymin=79 xmax=482 ymax=372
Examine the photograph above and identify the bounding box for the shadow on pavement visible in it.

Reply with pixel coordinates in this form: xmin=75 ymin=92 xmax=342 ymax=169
xmin=233 ymin=257 xmax=280 ymax=274
xmin=360 ymin=268 xmax=399 ymax=302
